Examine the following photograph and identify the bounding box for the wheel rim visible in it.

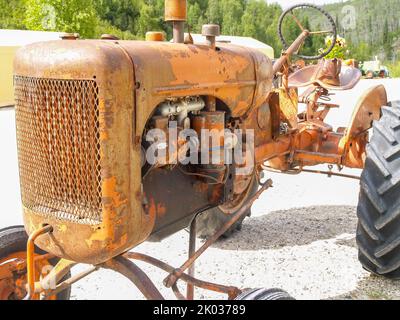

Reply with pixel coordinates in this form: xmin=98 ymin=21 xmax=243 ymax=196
xmin=219 ymin=173 xmax=256 ymax=214
xmin=0 ymin=252 xmax=57 ymax=300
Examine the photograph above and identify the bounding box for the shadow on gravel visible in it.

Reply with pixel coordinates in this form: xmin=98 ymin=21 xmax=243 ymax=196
xmin=213 ymin=205 xmax=357 ymax=251
xmin=331 ymin=274 xmax=400 ymax=300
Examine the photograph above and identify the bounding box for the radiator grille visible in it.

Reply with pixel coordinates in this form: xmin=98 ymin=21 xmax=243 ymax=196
xmin=14 ymin=76 xmax=102 ymax=224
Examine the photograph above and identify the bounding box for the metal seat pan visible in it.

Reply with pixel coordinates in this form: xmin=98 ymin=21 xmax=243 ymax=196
xmin=289 ymin=65 xmax=362 ymax=91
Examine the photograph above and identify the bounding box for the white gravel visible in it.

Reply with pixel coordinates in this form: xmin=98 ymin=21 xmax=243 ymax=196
xmin=1 ymin=79 xmax=400 ymax=300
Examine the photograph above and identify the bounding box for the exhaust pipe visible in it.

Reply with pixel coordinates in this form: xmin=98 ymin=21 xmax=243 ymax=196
xmin=165 ymin=0 xmax=187 ymax=43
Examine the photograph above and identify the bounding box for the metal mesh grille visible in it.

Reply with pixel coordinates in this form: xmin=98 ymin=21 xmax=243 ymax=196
xmin=14 ymin=76 xmax=102 ymax=225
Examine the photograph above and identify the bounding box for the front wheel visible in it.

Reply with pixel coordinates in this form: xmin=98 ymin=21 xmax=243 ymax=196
xmin=0 ymin=226 xmax=71 ymax=300
xmin=196 ymin=174 xmax=259 ymax=239
xmin=357 ymin=101 xmax=400 ymax=279
xmin=235 ymin=288 xmax=295 ymax=300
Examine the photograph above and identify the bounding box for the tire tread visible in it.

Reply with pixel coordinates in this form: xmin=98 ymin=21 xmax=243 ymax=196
xmin=357 ymin=101 xmax=400 ymax=279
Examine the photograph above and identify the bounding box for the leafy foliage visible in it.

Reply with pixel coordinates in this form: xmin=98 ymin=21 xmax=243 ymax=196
xmin=0 ymin=0 xmax=399 ymax=65
xmin=387 ymin=62 xmax=400 ymax=78
xmin=24 ymin=0 xmax=98 ymax=38
xmin=310 ymin=0 xmax=400 ymax=62
xmin=0 ymin=0 xmax=27 ymax=29
xmin=321 ymin=35 xmax=347 ymax=60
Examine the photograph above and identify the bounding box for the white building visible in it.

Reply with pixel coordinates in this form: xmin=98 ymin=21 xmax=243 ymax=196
xmin=188 ymin=34 xmax=275 ymax=59
xmin=0 ymin=30 xmax=62 ymax=107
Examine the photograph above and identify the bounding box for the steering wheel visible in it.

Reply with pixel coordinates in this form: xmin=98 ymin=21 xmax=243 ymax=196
xmin=278 ymin=3 xmax=337 ymax=61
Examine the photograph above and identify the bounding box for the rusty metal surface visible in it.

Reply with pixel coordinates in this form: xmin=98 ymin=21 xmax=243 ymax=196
xmin=289 ymin=64 xmax=362 ymax=91
xmin=145 ymin=32 xmax=165 ymax=42
xmin=202 ymin=24 xmax=220 ymax=49
xmin=28 ymin=255 xmax=163 ymax=300
xmin=255 ymin=138 xmax=291 ymax=165
xmin=301 ymin=168 xmax=360 ymax=180
xmin=118 ymin=40 xmax=273 ymax=136
xmin=13 ymin=35 xmax=274 ymax=264
xmin=272 ymin=87 xmax=299 ymax=130
xmin=60 ymin=33 xmax=79 ymax=40
xmin=267 ymin=26 xmax=370 ymax=171
xmin=186 ymin=217 xmax=196 ymax=300
xmin=164 ymin=180 xmax=273 ymax=288
xmin=125 ymin=252 xmax=241 ymax=299
xmin=0 ymin=250 xmax=59 ymax=300
xmin=14 ymin=40 xmax=151 ymax=265
xmin=340 ymin=84 xmax=388 ymax=168
xmin=12 ymin=7 xmax=379 ymax=276
xmin=26 ymin=225 xmax=53 ymax=298
xmin=273 ymin=30 xmax=309 ymax=75
xmin=38 ymin=258 xmax=76 ymax=295
xmin=102 ymin=256 xmax=165 ymax=300
xmin=43 ymin=266 xmax=98 ymax=299
xmin=15 ymin=77 xmax=102 ymax=224
xmin=165 ymin=0 xmax=187 ymax=21
xmin=101 ymin=34 xmax=120 ymax=40
xmin=0 ymin=251 xmax=29 ymax=300
xmin=172 ymin=21 xmax=185 ymax=43
xmin=143 ymin=167 xmax=216 ymax=240
xmin=346 ymin=84 xmax=388 ymax=138
xmin=8 ymin=0 xmax=390 ymax=302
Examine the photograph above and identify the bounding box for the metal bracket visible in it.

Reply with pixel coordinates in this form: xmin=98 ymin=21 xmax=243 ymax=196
xmin=163 ymin=179 xmax=273 ymax=289
xmin=19 ymin=180 xmax=273 ymax=301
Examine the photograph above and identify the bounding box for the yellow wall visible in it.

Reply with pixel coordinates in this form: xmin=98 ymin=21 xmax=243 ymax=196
xmin=257 ymin=47 xmax=275 ymax=60
xmin=0 ymin=46 xmax=18 ymax=107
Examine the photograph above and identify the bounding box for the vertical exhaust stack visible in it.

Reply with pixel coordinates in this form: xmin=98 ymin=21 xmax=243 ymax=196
xmin=165 ymin=0 xmax=187 ymax=43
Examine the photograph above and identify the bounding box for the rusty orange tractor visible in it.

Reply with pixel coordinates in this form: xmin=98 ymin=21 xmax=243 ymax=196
xmin=0 ymin=1 xmax=398 ymax=300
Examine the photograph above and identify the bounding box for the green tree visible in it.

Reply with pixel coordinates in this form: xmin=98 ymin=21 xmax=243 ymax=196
xmin=383 ymin=18 xmax=389 ymax=45
xmin=350 ymin=41 xmax=372 ymax=62
xmin=0 ymin=0 xmax=27 ymax=29
xmin=95 ymin=0 xmax=142 ymax=34
xmin=136 ymin=0 xmax=165 ymax=38
xmin=95 ymin=19 xmax=137 ymax=39
xmin=220 ymin=0 xmax=244 ymax=36
xmin=383 ymin=18 xmax=392 ymax=59
xmin=280 ymin=11 xmax=301 ymax=45
xmin=187 ymin=1 xmax=203 ymax=33
xmin=301 ymin=17 xmax=314 ymax=56
xmin=206 ymin=0 xmax=221 ymax=24
xmin=241 ymin=0 xmax=257 ymax=37
xmin=24 ymin=0 xmax=98 ymax=38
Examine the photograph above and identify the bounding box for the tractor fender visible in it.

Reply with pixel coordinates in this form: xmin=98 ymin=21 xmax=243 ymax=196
xmin=339 ymin=85 xmax=388 ymax=167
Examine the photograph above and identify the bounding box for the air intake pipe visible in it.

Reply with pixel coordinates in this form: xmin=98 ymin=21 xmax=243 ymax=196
xmin=165 ymin=0 xmax=187 ymax=43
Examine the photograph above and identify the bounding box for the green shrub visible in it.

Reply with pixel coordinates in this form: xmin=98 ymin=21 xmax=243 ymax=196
xmin=320 ymin=35 xmax=347 ymax=60
xmin=95 ymin=20 xmax=137 ymax=40
xmin=387 ymin=62 xmax=400 ymax=78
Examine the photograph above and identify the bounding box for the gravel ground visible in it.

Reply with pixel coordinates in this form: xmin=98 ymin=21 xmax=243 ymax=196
xmin=1 ymin=79 xmax=400 ymax=300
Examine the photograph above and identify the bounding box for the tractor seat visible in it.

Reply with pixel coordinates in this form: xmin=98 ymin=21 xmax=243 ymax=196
xmin=289 ymin=59 xmax=362 ymax=91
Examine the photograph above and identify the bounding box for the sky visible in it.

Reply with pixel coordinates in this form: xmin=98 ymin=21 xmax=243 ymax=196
xmin=267 ymin=0 xmax=346 ymax=9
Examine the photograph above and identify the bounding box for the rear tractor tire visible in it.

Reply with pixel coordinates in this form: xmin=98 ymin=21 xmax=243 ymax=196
xmin=357 ymin=101 xmax=400 ymax=279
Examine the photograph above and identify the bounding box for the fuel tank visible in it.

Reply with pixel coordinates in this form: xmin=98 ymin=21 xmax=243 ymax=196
xmin=116 ymin=40 xmax=273 ymax=137
xmin=13 ymin=39 xmax=273 ymax=264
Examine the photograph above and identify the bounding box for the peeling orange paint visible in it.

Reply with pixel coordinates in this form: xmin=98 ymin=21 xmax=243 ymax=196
xmin=102 ymin=176 xmax=128 ymax=209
